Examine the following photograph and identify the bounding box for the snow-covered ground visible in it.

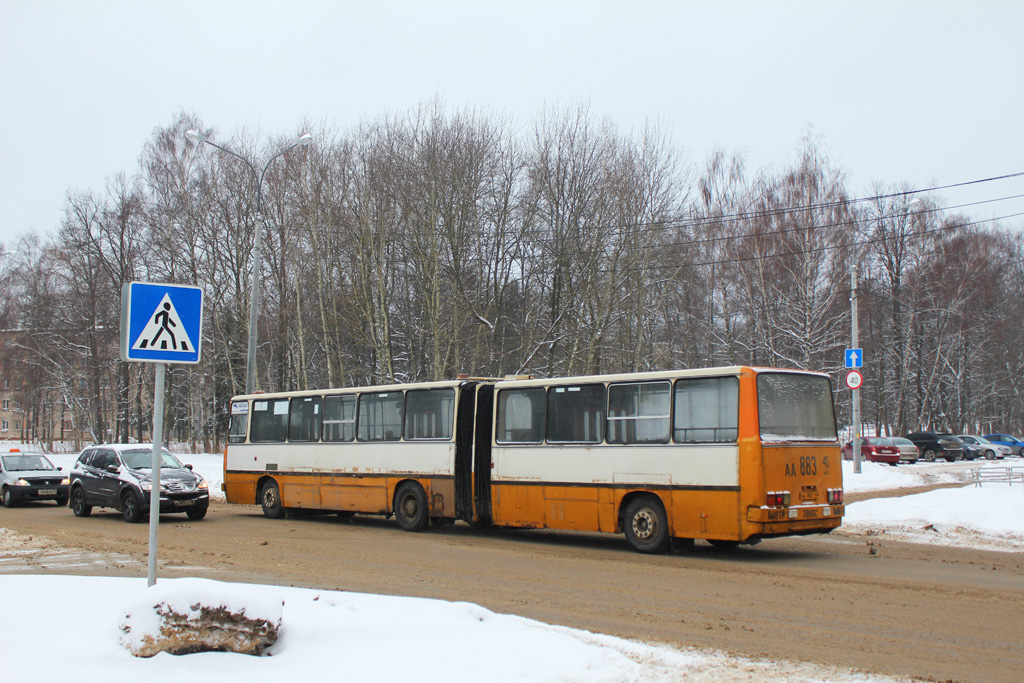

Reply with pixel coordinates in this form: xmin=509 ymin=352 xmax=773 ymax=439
xmin=838 ymin=458 xmax=1024 ymax=552
xmin=2 ymin=447 xmax=1020 ymax=682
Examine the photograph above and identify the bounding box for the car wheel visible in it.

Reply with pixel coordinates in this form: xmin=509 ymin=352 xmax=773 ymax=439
xmin=923 ymin=448 xmax=936 ymax=462
xmin=185 ymin=507 xmax=207 ymax=520
xmin=260 ymin=480 xmax=286 ymax=519
xmin=70 ymin=487 xmax=92 ymax=517
xmin=1 ymin=487 xmax=14 ymax=508
xmin=985 ymin=449 xmax=995 ymax=460
xmin=121 ymin=491 xmax=144 ymax=523
xmin=56 ymin=495 xmax=68 ymax=507
xmin=393 ymin=481 xmax=429 ymax=532
xmin=623 ymin=495 xmax=671 ymax=554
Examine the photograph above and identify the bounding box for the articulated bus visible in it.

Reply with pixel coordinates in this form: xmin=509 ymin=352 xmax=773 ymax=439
xmin=223 ymin=366 xmax=844 ymax=553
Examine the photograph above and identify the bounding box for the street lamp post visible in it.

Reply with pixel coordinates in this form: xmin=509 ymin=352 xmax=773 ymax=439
xmin=185 ymin=129 xmax=312 ymax=394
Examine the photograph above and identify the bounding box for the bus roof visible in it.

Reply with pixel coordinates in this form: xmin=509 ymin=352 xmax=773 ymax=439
xmin=229 ymin=366 xmax=830 ymax=402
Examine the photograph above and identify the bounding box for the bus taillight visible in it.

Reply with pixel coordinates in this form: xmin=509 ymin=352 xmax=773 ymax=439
xmin=767 ymin=490 xmax=791 ymax=507
xmin=827 ymin=488 xmax=844 ymax=504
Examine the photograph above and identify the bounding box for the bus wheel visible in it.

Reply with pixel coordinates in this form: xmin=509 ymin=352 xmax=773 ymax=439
xmin=260 ymin=481 xmax=286 ymax=519
xmin=394 ymin=482 xmax=429 ymax=532
xmin=623 ymin=496 xmax=670 ymax=554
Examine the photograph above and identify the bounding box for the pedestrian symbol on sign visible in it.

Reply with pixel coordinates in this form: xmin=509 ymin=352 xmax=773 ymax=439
xmin=131 ymin=294 xmax=195 ymax=353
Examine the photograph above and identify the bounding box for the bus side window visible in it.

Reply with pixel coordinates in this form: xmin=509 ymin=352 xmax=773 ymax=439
xmin=358 ymin=392 xmax=404 ymax=442
xmin=228 ymin=401 xmax=249 ymax=443
xmin=496 ymin=388 xmax=545 ymax=443
xmin=322 ymin=395 xmax=356 ymax=442
xmin=251 ymin=399 xmax=289 ymax=443
xmin=673 ymin=377 xmax=739 ymax=444
xmin=607 ymin=381 xmax=670 ymax=444
xmin=547 ymin=384 xmax=605 ymax=444
xmin=289 ymin=396 xmax=322 ymax=442
xmin=405 ymin=388 xmax=455 ymax=440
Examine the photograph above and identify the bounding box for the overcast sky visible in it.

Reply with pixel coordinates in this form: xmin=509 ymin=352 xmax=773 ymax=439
xmin=2 ymin=0 xmax=1022 ymax=246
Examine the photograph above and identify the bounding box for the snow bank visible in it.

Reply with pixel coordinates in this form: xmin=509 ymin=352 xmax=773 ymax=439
xmin=0 ymin=575 xmax=906 ymax=682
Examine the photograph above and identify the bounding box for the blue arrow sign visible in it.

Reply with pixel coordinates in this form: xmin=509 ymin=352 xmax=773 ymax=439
xmin=120 ymin=282 xmax=203 ymax=364
xmin=845 ymin=348 xmax=863 ymax=369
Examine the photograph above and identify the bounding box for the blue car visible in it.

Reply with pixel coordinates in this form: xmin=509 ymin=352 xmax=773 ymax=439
xmin=983 ymin=434 xmax=1024 ymax=456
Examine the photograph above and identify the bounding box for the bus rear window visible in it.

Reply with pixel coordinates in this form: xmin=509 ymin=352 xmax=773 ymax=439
xmin=757 ymin=373 xmax=837 ymax=442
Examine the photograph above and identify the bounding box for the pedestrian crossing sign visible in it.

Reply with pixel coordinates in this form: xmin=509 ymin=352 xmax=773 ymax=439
xmin=120 ymin=282 xmax=203 ymax=364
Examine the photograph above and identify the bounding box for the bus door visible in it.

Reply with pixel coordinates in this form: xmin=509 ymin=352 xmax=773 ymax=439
xmin=472 ymin=383 xmax=494 ymax=525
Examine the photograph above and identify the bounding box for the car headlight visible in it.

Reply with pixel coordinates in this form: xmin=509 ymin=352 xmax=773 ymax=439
xmin=60 ymin=478 xmax=70 ymax=486
xmin=15 ymin=478 xmax=29 ymax=486
xmin=140 ymin=482 xmax=151 ymax=491
xmin=198 ymin=478 xmax=208 ymax=490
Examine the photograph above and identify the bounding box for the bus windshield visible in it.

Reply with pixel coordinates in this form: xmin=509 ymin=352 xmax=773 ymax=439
xmin=757 ymin=373 xmax=837 ymax=442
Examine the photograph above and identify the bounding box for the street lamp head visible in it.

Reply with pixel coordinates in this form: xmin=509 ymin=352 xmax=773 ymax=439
xmin=297 ymin=133 xmax=313 ymax=147
xmin=185 ymin=129 xmax=207 ymax=144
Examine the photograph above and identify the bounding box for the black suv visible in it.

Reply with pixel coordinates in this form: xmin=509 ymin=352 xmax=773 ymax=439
xmin=68 ymin=444 xmax=209 ymax=522
xmin=905 ymin=432 xmax=964 ymax=462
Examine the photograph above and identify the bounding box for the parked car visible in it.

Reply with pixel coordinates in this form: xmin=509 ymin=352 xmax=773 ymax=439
xmin=841 ymin=437 xmax=901 ymax=465
xmin=0 ymin=449 xmax=69 ymax=507
xmin=889 ymin=436 xmax=920 ymax=464
xmin=957 ymin=435 xmax=1011 ymax=460
xmin=982 ymin=434 xmax=1024 ymax=456
xmin=68 ymin=444 xmax=209 ymax=523
xmin=905 ymin=432 xmax=963 ymax=462
xmin=958 ymin=441 xmax=982 ymax=461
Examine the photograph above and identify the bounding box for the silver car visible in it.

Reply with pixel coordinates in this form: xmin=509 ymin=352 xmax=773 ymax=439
xmin=889 ymin=437 xmax=920 ymax=464
xmin=0 ymin=450 xmax=70 ymax=507
xmin=956 ymin=435 xmax=1011 ymax=460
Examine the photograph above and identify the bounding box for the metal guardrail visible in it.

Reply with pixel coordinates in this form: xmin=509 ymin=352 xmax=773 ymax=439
xmin=971 ymin=466 xmax=1024 ymax=486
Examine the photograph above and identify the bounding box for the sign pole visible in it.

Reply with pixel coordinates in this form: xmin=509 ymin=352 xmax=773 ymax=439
xmin=147 ymin=362 xmax=166 ymax=587
xmin=851 ymin=266 xmax=862 ymax=474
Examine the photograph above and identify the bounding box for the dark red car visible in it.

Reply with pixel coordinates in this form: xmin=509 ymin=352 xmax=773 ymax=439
xmin=841 ymin=437 xmax=901 ymax=465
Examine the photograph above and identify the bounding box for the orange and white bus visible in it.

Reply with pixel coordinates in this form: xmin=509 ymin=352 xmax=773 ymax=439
xmin=223 ymin=366 xmax=844 ymax=553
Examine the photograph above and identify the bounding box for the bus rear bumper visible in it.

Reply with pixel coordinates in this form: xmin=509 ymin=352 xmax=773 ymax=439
xmin=746 ymin=504 xmax=844 ymax=535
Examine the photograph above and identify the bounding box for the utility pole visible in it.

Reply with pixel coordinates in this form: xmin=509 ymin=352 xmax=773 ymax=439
xmin=851 ymin=266 xmax=862 ymax=474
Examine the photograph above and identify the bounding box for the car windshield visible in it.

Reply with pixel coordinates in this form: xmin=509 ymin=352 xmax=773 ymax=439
xmin=119 ymin=449 xmax=183 ymax=470
xmin=865 ymin=437 xmax=893 ymax=446
xmin=890 ymin=437 xmax=913 ymax=446
xmin=972 ymin=436 xmax=992 ymax=444
xmin=1 ymin=454 xmax=55 ymax=471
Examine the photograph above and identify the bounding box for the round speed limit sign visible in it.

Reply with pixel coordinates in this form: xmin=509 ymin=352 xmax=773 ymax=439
xmin=845 ymin=370 xmax=863 ymax=390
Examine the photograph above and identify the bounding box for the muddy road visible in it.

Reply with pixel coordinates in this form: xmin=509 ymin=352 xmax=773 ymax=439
xmin=2 ymin=499 xmax=1021 ymax=682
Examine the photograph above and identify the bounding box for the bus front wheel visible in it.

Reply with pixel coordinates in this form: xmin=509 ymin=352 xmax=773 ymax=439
xmin=394 ymin=482 xmax=429 ymax=532
xmin=260 ymin=480 xmax=286 ymax=519
xmin=623 ymin=496 xmax=671 ymax=554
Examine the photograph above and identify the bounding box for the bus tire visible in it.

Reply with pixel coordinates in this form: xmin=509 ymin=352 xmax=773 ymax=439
xmin=260 ymin=480 xmax=286 ymax=519
xmin=394 ymin=482 xmax=429 ymax=532
xmin=623 ymin=496 xmax=671 ymax=554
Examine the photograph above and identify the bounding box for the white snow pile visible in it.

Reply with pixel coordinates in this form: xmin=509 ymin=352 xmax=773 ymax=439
xmin=0 ymin=575 xmax=907 ymax=683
